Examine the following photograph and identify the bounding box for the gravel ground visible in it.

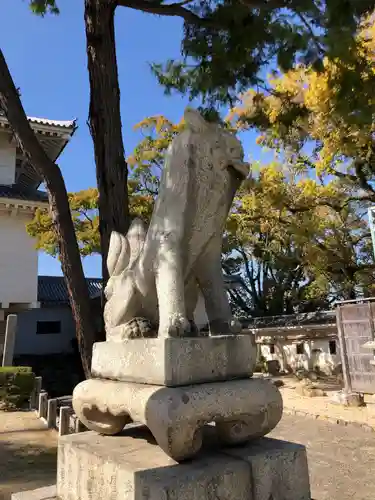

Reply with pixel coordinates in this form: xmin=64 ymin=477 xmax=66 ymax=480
xmin=278 ymin=376 xmax=375 ymax=431
xmin=0 ymin=411 xmax=57 ymax=500
xmin=270 ymin=413 xmax=375 ymax=500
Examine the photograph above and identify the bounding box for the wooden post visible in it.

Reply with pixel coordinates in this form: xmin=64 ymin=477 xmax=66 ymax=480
xmin=2 ymin=314 xmax=17 ymax=366
xmin=47 ymin=399 xmax=57 ymax=428
xmin=59 ymin=406 xmax=70 ymax=436
xmin=336 ymin=305 xmax=352 ymax=392
xmin=38 ymin=391 xmax=48 ymax=419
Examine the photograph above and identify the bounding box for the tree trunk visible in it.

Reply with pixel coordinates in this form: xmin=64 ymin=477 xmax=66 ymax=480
xmin=0 ymin=48 xmax=95 ymax=379
xmin=84 ymin=0 xmax=130 ymax=286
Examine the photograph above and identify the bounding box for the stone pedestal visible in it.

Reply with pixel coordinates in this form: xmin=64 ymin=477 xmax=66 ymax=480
xmin=72 ymin=377 xmax=283 ymax=461
xmin=12 ymin=335 xmax=312 ymax=500
xmin=72 ymin=336 xmax=284 ymax=461
xmin=13 ymin=427 xmax=311 ymax=500
xmin=91 ymin=335 xmax=256 ymax=386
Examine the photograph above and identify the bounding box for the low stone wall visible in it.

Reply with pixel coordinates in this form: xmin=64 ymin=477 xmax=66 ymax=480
xmin=258 ymin=336 xmax=341 ymax=375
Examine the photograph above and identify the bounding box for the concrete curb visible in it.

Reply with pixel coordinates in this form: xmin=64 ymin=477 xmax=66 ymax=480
xmin=283 ymin=407 xmax=375 ymax=433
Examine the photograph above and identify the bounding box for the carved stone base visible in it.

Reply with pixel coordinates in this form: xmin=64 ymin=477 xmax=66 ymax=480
xmin=12 ymin=431 xmax=311 ymax=500
xmin=72 ymin=377 xmax=283 ymax=461
xmin=91 ymin=335 xmax=256 ymax=387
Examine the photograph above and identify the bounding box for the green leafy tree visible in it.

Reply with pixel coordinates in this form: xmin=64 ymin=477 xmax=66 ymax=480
xmin=226 ymin=164 xmax=375 ymax=306
xmin=129 ymin=115 xmax=375 ymax=309
xmin=224 ymin=12 xmax=375 ymax=301
xmin=29 ymin=111 xmax=375 ymax=311
xmin=228 ymin=11 xmax=375 ymax=203
xmin=151 ymin=0 xmax=375 ymax=107
xmin=26 ymin=182 xmax=154 ymax=258
xmin=27 ymin=0 xmax=375 ymax=280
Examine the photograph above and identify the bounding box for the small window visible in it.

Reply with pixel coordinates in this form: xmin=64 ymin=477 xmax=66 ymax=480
xmin=269 ymin=344 xmax=275 ymax=354
xmin=36 ymin=321 xmax=61 ymax=335
xmin=296 ymin=343 xmax=304 ymax=355
xmin=329 ymin=340 xmax=337 ymax=355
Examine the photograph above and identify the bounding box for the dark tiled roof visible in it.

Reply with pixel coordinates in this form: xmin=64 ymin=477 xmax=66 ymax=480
xmin=38 ymin=274 xmax=243 ymax=306
xmin=38 ymin=276 xmax=102 ymax=305
xmin=241 ymin=310 xmax=336 ymax=330
xmin=0 ymin=184 xmax=48 ymax=203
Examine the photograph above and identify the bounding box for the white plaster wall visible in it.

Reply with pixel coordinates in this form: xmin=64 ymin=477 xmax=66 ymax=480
xmin=14 ymin=306 xmax=75 ymax=355
xmin=0 ymin=133 xmax=16 ymax=185
xmin=311 ymin=339 xmax=341 ymax=374
xmin=0 ymin=213 xmax=38 ymax=304
xmin=260 ymin=337 xmax=341 ymax=374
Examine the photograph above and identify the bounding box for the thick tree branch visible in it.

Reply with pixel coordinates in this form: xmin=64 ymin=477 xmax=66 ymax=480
xmin=117 ymin=0 xmax=204 ymax=24
xmin=296 ymin=10 xmax=324 ymax=54
xmin=239 ymin=0 xmax=290 ymax=9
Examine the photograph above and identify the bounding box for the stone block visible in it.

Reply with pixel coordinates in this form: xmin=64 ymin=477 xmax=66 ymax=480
xmin=330 ymin=390 xmax=365 ymax=407
xmin=223 ymin=437 xmax=311 ymax=500
xmin=57 ymin=428 xmax=252 ymax=500
xmin=73 ymin=377 xmax=283 ymax=461
xmin=11 ymin=485 xmax=57 ymax=500
xmin=265 ymin=359 xmax=280 ymax=375
xmin=91 ymin=335 xmax=256 ymax=387
xmin=296 ymin=383 xmax=326 ymax=397
xmin=12 ymin=434 xmax=311 ymax=500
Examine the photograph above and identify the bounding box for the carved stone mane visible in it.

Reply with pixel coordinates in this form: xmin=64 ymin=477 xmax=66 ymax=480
xmin=104 ymin=107 xmax=250 ymax=340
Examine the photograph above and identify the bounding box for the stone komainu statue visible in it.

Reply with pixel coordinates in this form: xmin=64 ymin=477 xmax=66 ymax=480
xmin=104 ymin=107 xmax=250 ymax=341
xmin=71 ymin=110 xmax=286 ymax=469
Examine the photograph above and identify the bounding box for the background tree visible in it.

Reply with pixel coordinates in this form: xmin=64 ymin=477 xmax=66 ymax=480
xmin=226 ymin=164 xmax=375 ymax=307
xmin=150 ymin=0 xmax=375 ymax=106
xmin=224 ymin=11 xmax=375 ymax=302
xmin=28 ymin=0 xmax=375 ymax=282
xmin=228 ymin=11 xmax=375 ymax=203
xmin=30 ymin=114 xmax=374 ymax=317
xmin=26 ymin=182 xmax=154 ymax=258
xmin=130 ymin=116 xmax=375 ymax=310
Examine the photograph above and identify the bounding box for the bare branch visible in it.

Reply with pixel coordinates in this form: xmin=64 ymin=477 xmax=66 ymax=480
xmin=239 ymin=0 xmax=289 ymax=9
xmin=117 ymin=0 xmax=205 ymax=24
xmin=80 ymin=210 xmax=95 ymax=227
xmin=296 ymin=11 xmax=324 ymax=54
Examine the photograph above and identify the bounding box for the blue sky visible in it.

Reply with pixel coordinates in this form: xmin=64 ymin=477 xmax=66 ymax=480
xmin=1 ymin=0 xmax=268 ymax=278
